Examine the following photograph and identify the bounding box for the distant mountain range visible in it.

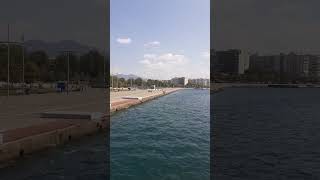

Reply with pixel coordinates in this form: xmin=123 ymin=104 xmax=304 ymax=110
xmin=114 ymin=74 xmax=141 ymax=80
xmin=25 ymin=40 xmax=99 ymax=57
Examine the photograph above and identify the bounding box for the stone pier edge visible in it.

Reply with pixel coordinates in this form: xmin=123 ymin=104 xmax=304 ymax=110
xmin=0 ymin=88 xmax=180 ymax=167
xmin=110 ymin=88 xmax=181 ymax=113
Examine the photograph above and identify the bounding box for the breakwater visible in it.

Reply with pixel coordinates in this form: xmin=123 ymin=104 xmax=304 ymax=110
xmin=0 ymin=88 xmax=180 ymax=167
xmin=0 ymin=117 xmax=107 ymax=167
xmin=0 ymin=89 xmax=107 ymax=167
xmin=0 ymin=132 xmax=107 ymax=179
xmin=110 ymin=88 xmax=181 ymax=113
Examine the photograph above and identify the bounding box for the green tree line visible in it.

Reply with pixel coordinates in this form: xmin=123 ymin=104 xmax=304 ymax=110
xmin=109 ymin=75 xmax=174 ymax=88
xmin=0 ymin=44 xmax=106 ymax=83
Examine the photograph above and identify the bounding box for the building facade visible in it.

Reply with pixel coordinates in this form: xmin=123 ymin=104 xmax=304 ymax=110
xmin=250 ymin=54 xmax=281 ymax=73
xmin=171 ymin=77 xmax=188 ymax=87
xmin=188 ymin=78 xmax=210 ymax=87
xmin=249 ymin=52 xmax=320 ymax=82
xmin=213 ymin=49 xmax=249 ymax=75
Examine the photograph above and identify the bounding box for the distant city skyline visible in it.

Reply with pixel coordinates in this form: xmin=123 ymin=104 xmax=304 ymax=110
xmin=111 ymin=0 xmax=210 ymax=80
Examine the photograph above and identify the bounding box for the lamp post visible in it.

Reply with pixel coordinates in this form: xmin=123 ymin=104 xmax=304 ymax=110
xmin=21 ymin=34 xmax=25 ymax=87
xmin=61 ymin=50 xmax=73 ymax=95
xmin=104 ymin=52 xmax=106 ymax=86
xmin=116 ymin=77 xmax=118 ymax=88
xmin=1 ymin=25 xmax=26 ymax=97
xmin=111 ymin=75 xmax=114 ymax=88
xmin=67 ymin=52 xmax=70 ymax=94
xmin=7 ymin=24 xmax=10 ymax=97
xmin=0 ymin=41 xmax=24 ymax=97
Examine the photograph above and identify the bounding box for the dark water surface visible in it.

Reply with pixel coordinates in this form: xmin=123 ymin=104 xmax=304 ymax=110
xmin=111 ymin=89 xmax=210 ymax=180
xmin=0 ymin=89 xmax=209 ymax=180
xmin=0 ymin=133 xmax=107 ymax=180
xmin=213 ymin=88 xmax=320 ymax=180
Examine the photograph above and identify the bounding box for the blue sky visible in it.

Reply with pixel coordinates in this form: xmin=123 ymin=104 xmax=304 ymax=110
xmin=111 ymin=0 xmax=210 ymax=80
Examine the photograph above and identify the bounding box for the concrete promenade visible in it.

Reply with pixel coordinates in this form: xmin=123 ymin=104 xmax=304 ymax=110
xmin=110 ymin=88 xmax=181 ymax=113
xmin=0 ymin=88 xmax=107 ymax=130
xmin=0 ymin=88 xmax=107 ymax=164
xmin=0 ymin=87 xmax=181 ymax=165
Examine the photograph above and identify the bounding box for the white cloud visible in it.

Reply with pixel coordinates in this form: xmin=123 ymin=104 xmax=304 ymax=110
xmin=140 ymin=53 xmax=187 ymax=66
xmin=143 ymin=54 xmax=157 ymax=59
xmin=144 ymin=41 xmax=160 ymax=48
xmin=138 ymin=53 xmax=189 ymax=79
xmin=140 ymin=59 xmax=151 ymax=65
xmin=116 ymin=37 xmax=132 ymax=44
xmin=201 ymin=51 xmax=210 ymax=59
xmin=137 ymin=52 xmax=210 ymax=79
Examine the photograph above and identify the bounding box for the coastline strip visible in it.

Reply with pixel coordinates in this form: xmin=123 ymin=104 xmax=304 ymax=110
xmin=110 ymin=88 xmax=181 ymax=113
xmin=0 ymin=88 xmax=180 ymax=166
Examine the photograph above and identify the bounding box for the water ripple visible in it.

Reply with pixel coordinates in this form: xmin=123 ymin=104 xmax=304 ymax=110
xmin=111 ymin=89 xmax=210 ymax=180
xmin=213 ymin=88 xmax=320 ymax=180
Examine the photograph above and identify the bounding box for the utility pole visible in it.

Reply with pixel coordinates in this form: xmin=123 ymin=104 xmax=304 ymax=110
xmin=116 ymin=77 xmax=118 ymax=88
xmin=7 ymin=24 xmax=10 ymax=98
xmin=103 ymin=52 xmax=106 ymax=86
xmin=61 ymin=50 xmax=72 ymax=95
xmin=22 ymin=34 xmax=25 ymax=86
xmin=111 ymin=75 xmax=113 ymax=88
xmin=67 ymin=52 xmax=70 ymax=95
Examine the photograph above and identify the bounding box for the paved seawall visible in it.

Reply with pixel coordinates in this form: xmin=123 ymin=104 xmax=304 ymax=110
xmin=0 ymin=89 xmax=107 ymax=167
xmin=0 ymin=118 xmax=107 ymax=166
xmin=110 ymin=88 xmax=181 ymax=113
xmin=0 ymin=88 xmax=181 ymax=167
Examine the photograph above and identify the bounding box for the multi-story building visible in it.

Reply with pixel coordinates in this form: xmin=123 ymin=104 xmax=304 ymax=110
xmin=249 ymin=54 xmax=281 ymax=73
xmin=309 ymin=55 xmax=320 ymax=79
xmin=188 ymin=78 xmax=210 ymax=87
xmin=249 ymin=52 xmax=320 ymax=82
xmin=213 ymin=49 xmax=249 ymax=75
xmin=171 ymin=77 xmax=188 ymax=87
xmin=239 ymin=50 xmax=250 ymax=74
xmin=282 ymin=53 xmax=310 ymax=79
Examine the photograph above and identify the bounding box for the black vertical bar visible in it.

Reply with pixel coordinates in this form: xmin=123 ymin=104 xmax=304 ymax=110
xmin=210 ymin=0 xmax=214 ymax=179
xmin=106 ymin=0 xmax=111 ymax=179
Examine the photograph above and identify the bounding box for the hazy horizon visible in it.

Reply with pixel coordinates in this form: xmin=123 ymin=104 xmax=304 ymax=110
xmin=110 ymin=72 xmax=210 ymax=81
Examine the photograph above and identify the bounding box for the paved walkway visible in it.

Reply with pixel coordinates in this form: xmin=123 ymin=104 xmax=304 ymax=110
xmin=3 ymin=120 xmax=74 ymax=143
xmin=0 ymin=88 xmax=107 ymax=131
xmin=0 ymin=88 xmax=179 ymax=144
xmin=110 ymin=88 xmax=180 ymax=112
xmin=110 ymin=88 xmax=178 ymax=103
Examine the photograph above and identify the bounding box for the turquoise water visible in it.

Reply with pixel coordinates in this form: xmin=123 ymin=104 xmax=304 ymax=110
xmin=111 ymin=89 xmax=210 ymax=180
